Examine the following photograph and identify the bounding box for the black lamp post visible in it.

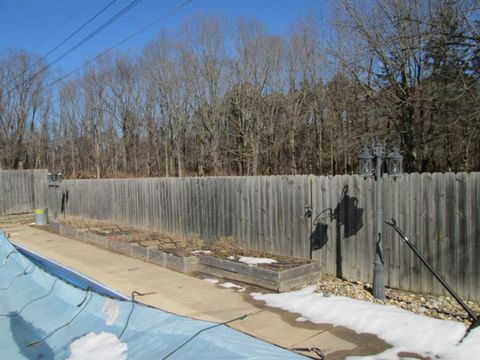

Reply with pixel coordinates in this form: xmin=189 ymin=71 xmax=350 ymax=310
xmin=358 ymin=137 xmax=403 ymax=299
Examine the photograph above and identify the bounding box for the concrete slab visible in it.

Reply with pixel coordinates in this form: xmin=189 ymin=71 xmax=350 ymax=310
xmin=0 ymin=220 xmax=391 ymax=359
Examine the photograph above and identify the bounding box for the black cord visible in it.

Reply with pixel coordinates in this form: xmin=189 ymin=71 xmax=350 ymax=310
xmin=118 ymin=291 xmax=146 ymax=339
xmin=27 ymin=287 xmax=92 ymax=348
xmin=1 ymin=250 xmax=19 ymax=266
xmin=161 ymin=311 xmax=258 ymax=360
xmin=0 ymin=264 xmax=34 ymax=290
xmin=290 ymin=347 xmax=326 ymax=360
xmin=0 ymin=278 xmax=58 ymax=317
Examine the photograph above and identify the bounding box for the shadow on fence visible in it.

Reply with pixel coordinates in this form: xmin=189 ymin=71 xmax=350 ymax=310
xmin=310 ymin=185 xmax=364 ymax=278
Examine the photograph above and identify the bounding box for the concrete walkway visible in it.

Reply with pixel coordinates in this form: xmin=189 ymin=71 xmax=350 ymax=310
xmin=0 ymin=218 xmax=390 ymax=359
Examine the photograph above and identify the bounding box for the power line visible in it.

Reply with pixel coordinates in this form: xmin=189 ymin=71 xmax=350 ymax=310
xmin=35 ymin=0 xmax=118 ymax=65
xmin=32 ymin=0 xmax=142 ymax=77
xmin=31 ymin=0 xmax=92 ymax=52
xmin=51 ymin=0 xmax=192 ymax=87
xmin=1 ymin=0 xmax=142 ymax=102
xmin=27 ymin=0 xmax=118 ymax=77
xmin=0 ymin=0 xmax=117 ymax=103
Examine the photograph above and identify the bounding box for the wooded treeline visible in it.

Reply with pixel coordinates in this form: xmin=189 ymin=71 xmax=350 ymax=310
xmin=0 ymin=0 xmax=479 ymax=178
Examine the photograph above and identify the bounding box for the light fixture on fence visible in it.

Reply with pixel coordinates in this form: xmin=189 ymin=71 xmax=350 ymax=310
xmin=356 ymin=135 xmax=403 ymax=300
xmin=47 ymin=170 xmax=64 ymax=220
xmin=387 ymin=145 xmax=403 ymax=179
xmin=47 ymin=171 xmax=63 ymax=188
xmin=358 ymin=144 xmax=373 ymax=178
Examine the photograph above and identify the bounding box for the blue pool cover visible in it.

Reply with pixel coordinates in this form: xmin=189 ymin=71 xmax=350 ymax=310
xmin=0 ymin=231 xmax=306 ymax=359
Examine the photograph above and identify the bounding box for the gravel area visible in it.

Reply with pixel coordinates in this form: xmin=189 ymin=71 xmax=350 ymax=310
xmin=316 ymin=275 xmax=480 ymax=325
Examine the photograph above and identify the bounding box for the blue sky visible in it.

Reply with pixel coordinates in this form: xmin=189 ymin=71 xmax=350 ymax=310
xmin=0 ymin=0 xmax=329 ymax=76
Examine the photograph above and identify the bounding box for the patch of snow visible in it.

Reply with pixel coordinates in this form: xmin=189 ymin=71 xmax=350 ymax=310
xmin=203 ymin=278 xmax=219 ymax=284
xmin=67 ymin=332 xmax=127 ymax=360
xmin=251 ymin=286 xmax=480 ymax=360
xmin=220 ymin=282 xmax=246 ymax=292
xmin=238 ymin=256 xmax=277 ymax=265
xmin=102 ymin=298 xmax=119 ymax=326
xmin=191 ymin=250 xmax=212 ymax=255
xmin=227 ymin=256 xmax=235 ymax=260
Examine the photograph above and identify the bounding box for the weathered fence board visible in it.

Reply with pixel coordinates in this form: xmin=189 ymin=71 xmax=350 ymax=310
xmin=37 ymin=172 xmax=480 ymax=301
xmin=0 ymin=170 xmax=47 ymax=215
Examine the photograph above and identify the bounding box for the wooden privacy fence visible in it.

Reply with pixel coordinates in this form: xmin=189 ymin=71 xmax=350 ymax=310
xmin=52 ymin=173 xmax=479 ymax=301
xmin=0 ymin=169 xmax=48 ymax=215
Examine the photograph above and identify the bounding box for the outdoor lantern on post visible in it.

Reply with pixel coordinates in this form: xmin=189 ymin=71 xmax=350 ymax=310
xmin=47 ymin=171 xmax=63 ymax=187
xmin=357 ymin=136 xmax=403 ymax=300
xmin=47 ymin=171 xmax=64 ymax=219
xmin=358 ymin=144 xmax=373 ymax=178
xmin=387 ymin=145 xmax=403 ymax=179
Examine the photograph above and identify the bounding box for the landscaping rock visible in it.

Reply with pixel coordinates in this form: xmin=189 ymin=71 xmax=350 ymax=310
xmin=315 ymin=275 xmax=480 ymax=324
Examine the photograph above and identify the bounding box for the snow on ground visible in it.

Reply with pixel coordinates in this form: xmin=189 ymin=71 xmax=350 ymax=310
xmin=252 ymin=286 xmax=480 ymax=360
xmin=67 ymin=332 xmax=127 ymax=360
xmin=191 ymin=250 xmax=212 ymax=255
xmin=203 ymin=278 xmax=219 ymax=284
xmin=238 ymin=256 xmax=277 ymax=265
xmin=220 ymin=282 xmax=246 ymax=292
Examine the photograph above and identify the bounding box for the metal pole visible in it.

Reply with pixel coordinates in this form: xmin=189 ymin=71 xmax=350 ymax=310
xmin=372 ymin=139 xmax=386 ymax=299
xmin=385 ymin=219 xmax=478 ymax=322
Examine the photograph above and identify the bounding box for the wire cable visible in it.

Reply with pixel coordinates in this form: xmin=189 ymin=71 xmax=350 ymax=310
xmin=0 ymin=264 xmax=34 ymax=291
xmin=31 ymin=0 xmax=93 ymax=52
xmin=30 ymin=0 xmax=118 ymax=71
xmin=0 ymin=278 xmax=58 ymax=317
xmin=1 ymin=250 xmax=19 ymax=267
xmin=0 ymin=0 xmax=140 ymax=103
xmin=118 ymin=290 xmax=146 ymax=339
xmin=1 ymin=0 xmax=114 ymax=102
xmin=35 ymin=0 xmax=142 ymax=74
xmin=27 ymin=287 xmax=93 ymax=348
xmin=161 ymin=310 xmax=261 ymax=360
xmin=51 ymin=0 xmax=192 ymax=86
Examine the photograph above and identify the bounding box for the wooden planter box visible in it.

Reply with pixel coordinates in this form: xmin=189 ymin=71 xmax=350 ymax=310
xmin=198 ymin=256 xmax=321 ymax=292
xmin=47 ymin=222 xmax=198 ymax=274
xmin=46 ymin=222 xmax=319 ymax=290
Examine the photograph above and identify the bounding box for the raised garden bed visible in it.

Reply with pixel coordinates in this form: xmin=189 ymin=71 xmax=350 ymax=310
xmin=197 ymin=255 xmax=321 ymax=292
xmin=46 ymin=222 xmax=198 ymax=274
xmin=43 ymin=217 xmax=321 ymax=291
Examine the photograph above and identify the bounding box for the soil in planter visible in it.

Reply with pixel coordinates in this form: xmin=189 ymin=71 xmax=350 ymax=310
xmin=200 ymin=238 xmax=311 ymax=271
xmin=58 ymin=216 xmax=202 ymax=255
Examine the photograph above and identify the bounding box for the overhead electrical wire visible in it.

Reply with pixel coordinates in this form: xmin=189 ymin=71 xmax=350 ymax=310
xmin=0 ymin=0 xmax=141 ymax=102
xmin=31 ymin=0 xmax=91 ymax=52
xmin=31 ymin=0 xmax=143 ymax=80
xmin=51 ymin=0 xmax=192 ymax=87
xmin=19 ymin=0 xmax=117 ymax=83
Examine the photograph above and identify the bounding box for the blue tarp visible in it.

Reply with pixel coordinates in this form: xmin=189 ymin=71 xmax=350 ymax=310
xmin=0 ymin=231 xmax=305 ymax=359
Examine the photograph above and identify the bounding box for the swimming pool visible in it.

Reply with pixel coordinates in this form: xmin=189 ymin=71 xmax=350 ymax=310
xmin=1 ymin=231 xmax=306 ymax=359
